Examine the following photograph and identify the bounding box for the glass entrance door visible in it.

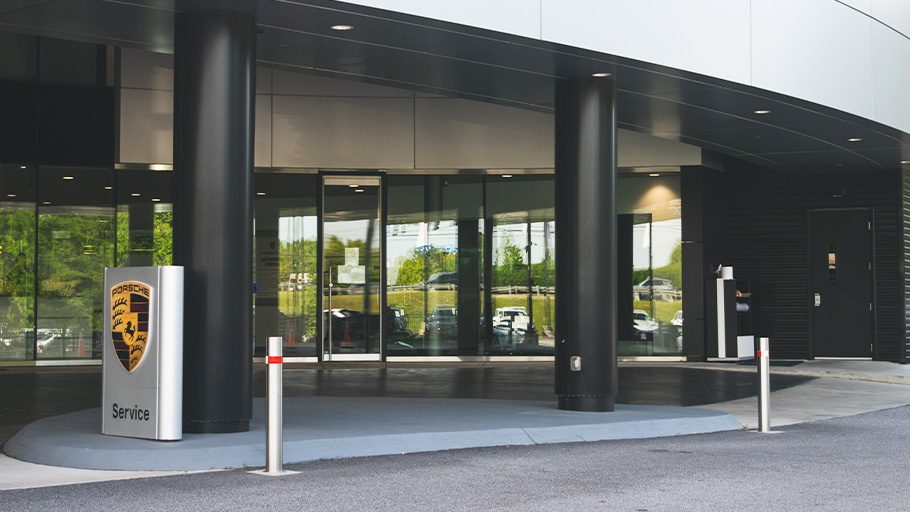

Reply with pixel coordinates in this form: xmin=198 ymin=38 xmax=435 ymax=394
xmin=321 ymin=176 xmax=383 ymax=361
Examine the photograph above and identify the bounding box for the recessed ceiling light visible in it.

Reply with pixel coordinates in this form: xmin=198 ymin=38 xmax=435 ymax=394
xmin=502 ymin=174 xmax=512 ymax=178
xmin=6 ymin=194 xmax=15 ymax=198
xmin=19 ymin=165 xmax=26 ymax=169
xmin=848 ymin=138 xmax=862 ymax=142
xmin=649 ymin=173 xmax=660 ymax=177
xmin=348 ymin=184 xmax=358 ymax=188
xmin=754 ymin=110 xmax=771 ymax=115
xmin=592 ymin=72 xmax=611 ymax=77
xmin=355 ymin=189 xmax=364 ymax=193
xmin=131 ymin=193 xmax=140 ymax=197
xmin=331 ymin=24 xmax=354 ymax=31
xmin=104 ymin=186 xmax=112 ymax=190
xmin=42 ymin=201 xmax=50 ymax=205
xmin=63 ymin=176 xmax=74 ymax=180
xmin=256 ymin=192 xmax=266 ymax=196
xmin=152 ymin=198 xmax=161 ymax=202
xmin=901 ymin=160 xmax=910 ymax=164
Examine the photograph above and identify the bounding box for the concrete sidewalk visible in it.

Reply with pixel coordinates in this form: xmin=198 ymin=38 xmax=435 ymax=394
xmin=4 ymin=398 xmax=741 ymax=472
xmin=2 ymin=360 xmax=908 ymax=491
xmin=672 ymin=359 xmax=910 ymax=385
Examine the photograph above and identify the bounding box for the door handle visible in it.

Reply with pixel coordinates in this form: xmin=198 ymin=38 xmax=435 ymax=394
xmin=814 ymin=293 xmax=821 ymax=307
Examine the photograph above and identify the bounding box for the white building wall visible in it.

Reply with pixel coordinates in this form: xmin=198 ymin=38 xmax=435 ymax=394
xmin=345 ymin=0 xmax=910 ymax=135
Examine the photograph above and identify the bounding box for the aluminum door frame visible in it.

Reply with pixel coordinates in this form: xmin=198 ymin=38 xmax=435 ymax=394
xmin=319 ymin=175 xmax=384 ymax=362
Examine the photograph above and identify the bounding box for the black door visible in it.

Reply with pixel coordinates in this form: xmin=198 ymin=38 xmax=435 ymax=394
xmin=809 ymin=210 xmax=872 ymax=358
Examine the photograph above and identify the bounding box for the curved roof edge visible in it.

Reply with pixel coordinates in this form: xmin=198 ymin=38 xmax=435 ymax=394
xmin=345 ymin=0 xmax=910 ymax=137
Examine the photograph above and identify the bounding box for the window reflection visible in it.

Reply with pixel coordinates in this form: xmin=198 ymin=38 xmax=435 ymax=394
xmin=0 ymin=165 xmax=35 ymax=361
xmin=115 ymin=169 xmax=172 ymax=268
xmin=620 ymin=175 xmax=683 ymax=356
xmin=386 ymin=176 xmax=483 ymax=355
xmin=36 ymin=166 xmax=114 ymax=360
xmin=486 ymin=175 xmax=555 ymax=355
xmin=253 ymin=173 xmax=318 ymax=357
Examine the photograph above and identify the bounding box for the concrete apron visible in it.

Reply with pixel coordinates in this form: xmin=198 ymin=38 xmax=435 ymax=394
xmin=700 ymin=377 xmax=910 ymax=429
xmin=3 ymin=397 xmax=742 ymax=472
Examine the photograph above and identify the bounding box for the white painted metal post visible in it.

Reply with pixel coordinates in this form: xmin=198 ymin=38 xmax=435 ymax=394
xmin=266 ymin=336 xmax=284 ymax=473
xmin=757 ymin=337 xmax=771 ymax=433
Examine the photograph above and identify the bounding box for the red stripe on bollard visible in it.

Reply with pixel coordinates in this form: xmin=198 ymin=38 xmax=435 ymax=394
xmin=267 ymin=356 xmax=283 ymax=365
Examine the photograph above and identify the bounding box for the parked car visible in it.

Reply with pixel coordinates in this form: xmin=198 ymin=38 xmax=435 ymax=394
xmin=421 ymin=271 xmax=457 ymax=291
xmin=632 ymin=309 xmax=658 ymax=340
xmin=671 ymin=310 xmax=683 ymax=327
xmin=493 ymin=306 xmax=530 ymax=333
xmin=633 ymin=276 xmax=679 ymax=302
xmin=425 ymin=306 xmax=458 ymax=337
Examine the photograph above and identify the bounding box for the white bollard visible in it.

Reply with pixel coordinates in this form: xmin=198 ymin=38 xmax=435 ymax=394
xmin=266 ymin=336 xmax=284 ymax=473
xmin=757 ymin=337 xmax=771 ymax=433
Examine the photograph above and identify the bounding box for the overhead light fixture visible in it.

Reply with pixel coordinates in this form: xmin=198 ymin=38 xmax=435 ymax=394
xmin=131 ymin=193 xmax=140 ymax=197
xmin=256 ymin=192 xmax=266 ymax=196
xmin=152 ymin=198 xmax=161 ymax=202
xmin=42 ymin=201 xmax=50 ymax=205
xmin=592 ymin=72 xmax=611 ymax=77
xmin=331 ymin=24 xmax=354 ymax=31
xmin=20 ymin=165 xmax=26 ymax=169
xmin=502 ymin=174 xmax=513 ymax=178
xmin=649 ymin=173 xmax=660 ymax=177
xmin=104 ymin=186 xmax=112 ymax=190
xmin=355 ymin=189 xmax=364 ymax=193
xmin=6 ymin=194 xmax=15 ymax=198
xmin=348 ymin=184 xmax=358 ymax=188
xmin=63 ymin=176 xmax=74 ymax=180
xmin=901 ymin=160 xmax=910 ymax=164
xmin=848 ymin=138 xmax=862 ymax=142
xmin=276 ymin=43 xmax=288 ymax=48
xmin=754 ymin=110 xmax=771 ymax=114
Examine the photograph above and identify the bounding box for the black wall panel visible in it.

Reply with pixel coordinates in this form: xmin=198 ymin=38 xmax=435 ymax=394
xmin=681 ymin=166 xmax=726 ymax=360
xmin=38 ymin=84 xmax=114 ymax=166
xmin=0 ymin=82 xmax=38 ymax=162
xmin=901 ymin=170 xmax=910 ymax=364
xmin=724 ymin=170 xmax=903 ymax=361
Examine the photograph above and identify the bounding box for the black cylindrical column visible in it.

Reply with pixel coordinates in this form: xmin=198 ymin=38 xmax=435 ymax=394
xmin=173 ymin=1 xmax=256 ymax=433
xmin=554 ymin=78 xmax=618 ymax=412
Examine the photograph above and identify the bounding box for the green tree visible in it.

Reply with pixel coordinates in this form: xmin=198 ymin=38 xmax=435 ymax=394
xmin=394 ymin=246 xmax=456 ymax=286
xmin=653 ymin=239 xmax=682 ymax=289
xmin=493 ymin=235 xmax=526 ymax=287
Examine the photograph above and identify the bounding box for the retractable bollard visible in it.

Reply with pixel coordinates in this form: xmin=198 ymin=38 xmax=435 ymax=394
xmin=266 ymin=336 xmax=284 ymax=473
xmin=757 ymin=337 xmax=771 ymax=433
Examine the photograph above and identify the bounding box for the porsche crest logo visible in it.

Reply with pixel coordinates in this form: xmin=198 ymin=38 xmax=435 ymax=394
xmin=110 ymin=281 xmax=151 ymax=373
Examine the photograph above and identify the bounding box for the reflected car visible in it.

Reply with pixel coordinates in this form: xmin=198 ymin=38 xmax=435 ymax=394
xmin=420 ymin=271 xmax=458 ymax=291
xmin=632 ymin=309 xmax=658 ymax=340
xmin=425 ymin=306 xmax=457 ymax=337
xmin=492 ymin=306 xmax=530 ymax=332
xmin=633 ymin=277 xmax=679 ymax=302
xmin=35 ymin=329 xmax=59 ymax=353
xmin=671 ymin=310 xmax=683 ymax=327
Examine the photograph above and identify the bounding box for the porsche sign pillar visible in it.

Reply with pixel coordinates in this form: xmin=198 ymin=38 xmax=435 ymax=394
xmin=102 ymin=266 xmax=184 ymax=441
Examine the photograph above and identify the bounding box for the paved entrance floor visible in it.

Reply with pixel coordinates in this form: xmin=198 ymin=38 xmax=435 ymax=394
xmin=0 ymin=364 xmax=810 ymax=444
